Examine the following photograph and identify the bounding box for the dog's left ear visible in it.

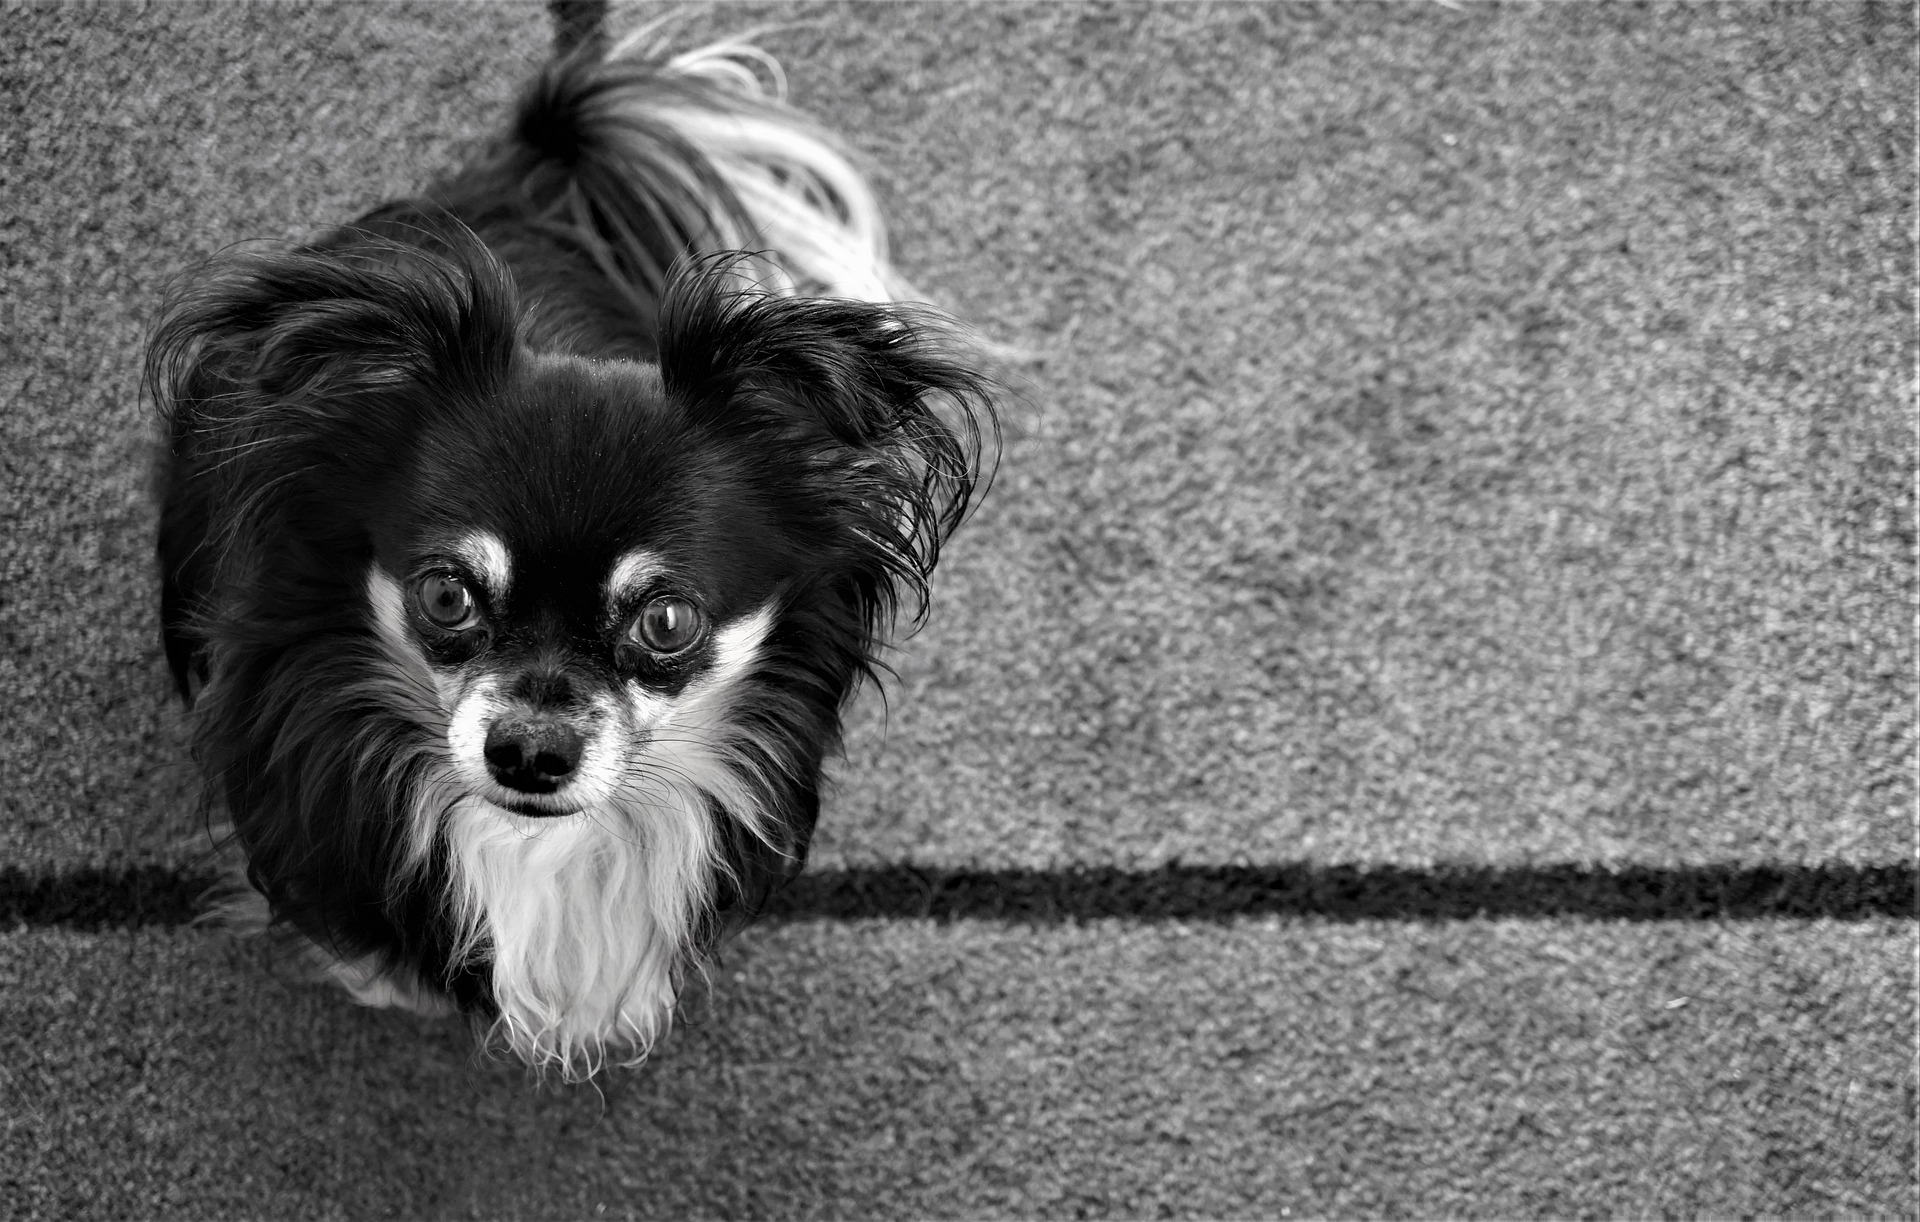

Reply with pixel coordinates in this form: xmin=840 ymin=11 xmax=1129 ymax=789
xmin=658 ymin=264 xmax=999 ymax=622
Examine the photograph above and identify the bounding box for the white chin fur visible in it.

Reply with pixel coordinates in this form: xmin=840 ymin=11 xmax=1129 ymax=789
xmin=342 ymin=565 xmax=787 ymax=1077
xmin=441 ymin=795 xmax=709 ymax=1079
xmin=420 ymin=595 xmax=779 ymax=1080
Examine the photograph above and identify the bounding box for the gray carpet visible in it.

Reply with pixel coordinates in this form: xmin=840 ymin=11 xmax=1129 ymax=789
xmin=2 ymin=2 xmax=1912 ymax=1217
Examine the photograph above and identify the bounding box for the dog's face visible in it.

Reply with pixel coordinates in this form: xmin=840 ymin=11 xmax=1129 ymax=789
xmin=370 ymin=530 xmax=777 ymax=823
xmin=362 ymin=355 xmax=796 ymax=827
xmin=318 ymin=352 xmax=853 ymax=1071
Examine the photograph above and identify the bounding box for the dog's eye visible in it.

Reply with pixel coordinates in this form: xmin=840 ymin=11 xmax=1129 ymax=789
xmin=416 ymin=573 xmax=479 ymax=630
xmin=631 ymin=595 xmax=703 ymax=655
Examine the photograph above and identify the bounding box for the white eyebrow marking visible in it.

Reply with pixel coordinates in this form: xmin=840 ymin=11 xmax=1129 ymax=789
xmin=604 ymin=548 xmax=669 ymax=607
xmin=451 ymin=531 xmax=512 ymax=605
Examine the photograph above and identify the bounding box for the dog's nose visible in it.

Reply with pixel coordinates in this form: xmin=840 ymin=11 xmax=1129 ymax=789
xmin=483 ymin=715 xmax=583 ymax=794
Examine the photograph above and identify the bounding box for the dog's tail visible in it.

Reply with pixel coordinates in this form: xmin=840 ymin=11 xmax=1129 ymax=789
xmin=430 ymin=7 xmax=903 ymax=320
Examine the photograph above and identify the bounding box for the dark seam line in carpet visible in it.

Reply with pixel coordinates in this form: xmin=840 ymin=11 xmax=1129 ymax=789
xmin=1 ymin=863 xmax=1912 ymax=931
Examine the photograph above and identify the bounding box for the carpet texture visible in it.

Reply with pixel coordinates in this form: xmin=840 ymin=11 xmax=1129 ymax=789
xmin=1 ymin=2 xmax=1912 ymax=1217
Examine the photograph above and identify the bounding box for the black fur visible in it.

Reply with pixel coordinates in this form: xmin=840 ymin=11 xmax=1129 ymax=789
xmin=149 ymin=42 xmax=994 ymax=1022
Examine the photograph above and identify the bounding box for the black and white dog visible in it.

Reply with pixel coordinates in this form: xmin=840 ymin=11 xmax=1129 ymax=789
xmin=148 ymin=6 xmax=995 ymax=1078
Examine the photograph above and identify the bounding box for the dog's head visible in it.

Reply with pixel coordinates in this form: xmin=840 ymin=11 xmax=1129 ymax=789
xmin=149 ymin=236 xmax=994 ymax=1072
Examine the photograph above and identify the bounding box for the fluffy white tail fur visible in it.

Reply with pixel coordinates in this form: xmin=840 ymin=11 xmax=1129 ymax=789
xmin=610 ymin=18 xmax=908 ymax=302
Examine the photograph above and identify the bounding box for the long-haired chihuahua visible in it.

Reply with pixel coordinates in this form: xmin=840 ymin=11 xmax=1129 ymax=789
xmin=147 ymin=8 xmax=996 ymax=1079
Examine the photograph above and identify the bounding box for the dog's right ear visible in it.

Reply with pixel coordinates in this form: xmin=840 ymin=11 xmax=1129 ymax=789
xmin=146 ymin=234 xmax=520 ymax=491
xmin=148 ymin=235 xmax=521 ymax=702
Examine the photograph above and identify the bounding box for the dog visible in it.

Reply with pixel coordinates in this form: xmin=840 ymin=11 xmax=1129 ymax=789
xmin=146 ymin=7 xmax=995 ymax=1079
